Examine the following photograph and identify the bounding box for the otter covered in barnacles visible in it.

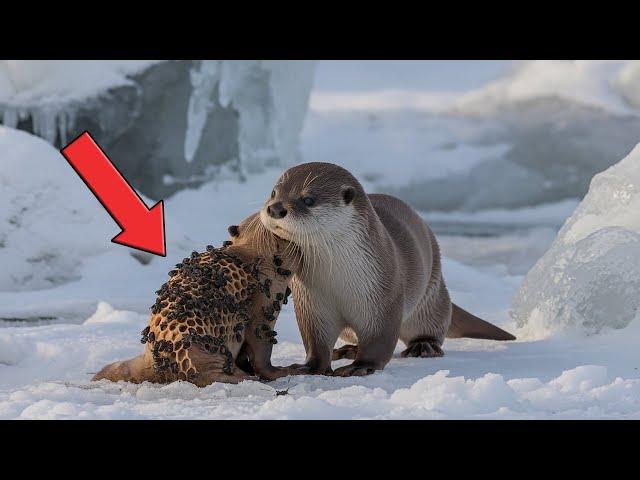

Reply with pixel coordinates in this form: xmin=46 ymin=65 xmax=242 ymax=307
xmin=92 ymin=213 xmax=299 ymax=386
xmin=260 ymin=162 xmax=515 ymax=377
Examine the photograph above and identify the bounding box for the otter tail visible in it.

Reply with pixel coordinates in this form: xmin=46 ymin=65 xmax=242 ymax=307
xmin=446 ymin=303 xmax=516 ymax=341
xmin=92 ymin=354 xmax=157 ymax=383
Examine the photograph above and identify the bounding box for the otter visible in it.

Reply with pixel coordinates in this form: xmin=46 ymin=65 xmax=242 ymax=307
xmin=260 ymin=162 xmax=515 ymax=377
xmin=92 ymin=213 xmax=299 ymax=386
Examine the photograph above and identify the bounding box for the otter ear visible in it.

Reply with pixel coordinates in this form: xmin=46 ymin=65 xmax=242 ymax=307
xmin=342 ymin=186 xmax=356 ymax=205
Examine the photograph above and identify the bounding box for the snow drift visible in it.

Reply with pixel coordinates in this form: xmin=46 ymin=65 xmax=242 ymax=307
xmin=0 ymin=60 xmax=316 ymax=199
xmin=512 ymin=143 xmax=640 ymax=335
xmin=0 ymin=127 xmax=191 ymax=293
xmin=0 ymin=127 xmax=113 ymax=291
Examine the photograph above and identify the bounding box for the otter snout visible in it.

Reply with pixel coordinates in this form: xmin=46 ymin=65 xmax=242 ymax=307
xmin=267 ymin=202 xmax=288 ymax=219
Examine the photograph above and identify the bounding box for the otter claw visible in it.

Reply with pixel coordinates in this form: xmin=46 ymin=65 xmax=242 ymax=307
xmin=285 ymin=363 xmax=332 ymax=376
xmin=332 ymin=363 xmax=377 ymax=377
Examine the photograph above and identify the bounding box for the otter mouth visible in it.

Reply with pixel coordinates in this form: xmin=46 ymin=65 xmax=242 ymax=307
xmin=260 ymin=210 xmax=290 ymax=237
xmin=260 ymin=208 xmax=321 ymax=242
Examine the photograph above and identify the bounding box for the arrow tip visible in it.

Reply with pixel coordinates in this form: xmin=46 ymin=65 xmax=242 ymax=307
xmin=112 ymin=201 xmax=166 ymax=257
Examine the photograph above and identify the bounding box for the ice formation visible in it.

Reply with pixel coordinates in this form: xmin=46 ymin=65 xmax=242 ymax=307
xmin=185 ymin=60 xmax=316 ymax=170
xmin=0 ymin=61 xmax=158 ymax=146
xmin=511 ymin=144 xmax=640 ymax=335
xmin=1 ymin=60 xmax=316 ymax=198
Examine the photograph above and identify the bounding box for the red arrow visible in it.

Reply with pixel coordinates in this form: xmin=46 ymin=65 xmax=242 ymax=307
xmin=60 ymin=131 xmax=166 ymax=257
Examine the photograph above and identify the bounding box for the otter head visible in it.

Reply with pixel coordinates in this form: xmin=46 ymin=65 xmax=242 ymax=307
xmin=260 ymin=162 xmax=365 ymax=246
xmin=225 ymin=212 xmax=283 ymax=256
xmin=223 ymin=212 xmax=300 ymax=379
xmin=225 ymin=212 xmax=301 ymax=282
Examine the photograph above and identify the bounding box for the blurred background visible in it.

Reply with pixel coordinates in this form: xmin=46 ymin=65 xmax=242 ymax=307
xmin=1 ymin=60 xmax=639 ymax=322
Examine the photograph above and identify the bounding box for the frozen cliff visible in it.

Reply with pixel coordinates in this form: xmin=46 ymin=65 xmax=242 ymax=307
xmin=511 ymin=143 xmax=640 ymax=335
xmin=0 ymin=60 xmax=316 ymax=199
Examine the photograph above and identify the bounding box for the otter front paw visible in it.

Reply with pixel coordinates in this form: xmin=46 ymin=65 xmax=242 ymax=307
xmin=256 ymin=366 xmax=293 ymax=381
xmin=332 ymin=362 xmax=377 ymax=377
xmin=332 ymin=344 xmax=358 ymax=360
xmin=401 ymin=338 xmax=444 ymax=358
xmin=285 ymin=363 xmax=333 ymax=376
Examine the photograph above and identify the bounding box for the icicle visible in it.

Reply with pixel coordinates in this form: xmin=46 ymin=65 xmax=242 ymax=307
xmin=32 ymin=104 xmax=60 ymax=144
xmin=56 ymin=107 xmax=76 ymax=146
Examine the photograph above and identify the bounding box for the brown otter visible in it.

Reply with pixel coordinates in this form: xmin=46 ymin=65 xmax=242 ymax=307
xmin=92 ymin=213 xmax=299 ymax=386
xmin=260 ymin=162 xmax=515 ymax=377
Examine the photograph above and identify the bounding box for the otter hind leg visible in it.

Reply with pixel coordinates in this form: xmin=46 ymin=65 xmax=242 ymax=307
xmin=92 ymin=354 xmax=156 ymax=383
xmin=187 ymin=344 xmax=257 ymax=386
xmin=193 ymin=368 xmax=257 ymax=386
xmin=401 ymin=337 xmax=444 ymax=358
xmin=332 ymin=344 xmax=358 ymax=360
xmin=235 ymin=343 xmax=256 ymax=375
xmin=399 ymin=278 xmax=451 ymax=359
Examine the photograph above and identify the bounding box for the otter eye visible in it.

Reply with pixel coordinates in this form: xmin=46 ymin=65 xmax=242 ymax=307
xmin=271 ymin=190 xmax=275 ymax=199
xmin=302 ymin=196 xmax=315 ymax=207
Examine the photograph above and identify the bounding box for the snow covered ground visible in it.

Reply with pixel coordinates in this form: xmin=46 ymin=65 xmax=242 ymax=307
xmin=1 ymin=61 xmax=639 ymax=419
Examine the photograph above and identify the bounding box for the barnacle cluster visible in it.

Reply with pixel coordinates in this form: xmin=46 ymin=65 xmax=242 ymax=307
xmin=139 ymin=244 xmax=292 ymax=384
xmin=140 ymin=247 xmax=258 ymax=382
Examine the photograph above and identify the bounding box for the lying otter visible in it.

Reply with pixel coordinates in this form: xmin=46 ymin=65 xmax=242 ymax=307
xmin=92 ymin=213 xmax=299 ymax=386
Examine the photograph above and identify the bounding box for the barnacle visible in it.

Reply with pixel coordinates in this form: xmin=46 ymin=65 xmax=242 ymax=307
xmin=139 ymin=240 xmax=293 ymax=386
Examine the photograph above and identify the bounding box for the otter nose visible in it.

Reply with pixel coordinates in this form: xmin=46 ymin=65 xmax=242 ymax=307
xmin=267 ymin=202 xmax=288 ymax=219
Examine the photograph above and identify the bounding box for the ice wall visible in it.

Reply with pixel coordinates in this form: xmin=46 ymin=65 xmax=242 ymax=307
xmin=0 ymin=61 xmax=157 ymax=146
xmin=185 ymin=60 xmax=315 ymax=171
xmin=511 ymin=144 xmax=640 ymax=334
xmin=0 ymin=60 xmax=316 ymax=199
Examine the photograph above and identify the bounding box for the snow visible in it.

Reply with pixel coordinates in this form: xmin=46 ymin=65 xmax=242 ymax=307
xmin=0 ymin=127 xmax=112 ymax=291
xmin=424 ymin=200 xmax=580 ymax=228
xmin=0 ymin=61 xmax=159 ymax=145
xmin=301 ymin=109 xmax=510 ymax=189
xmin=1 ymin=60 xmax=640 ymax=419
xmin=512 ymin=144 xmax=640 ymax=335
xmin=1 ymin=134 xmax=638 ymax=417
xmin=311 ymin=61 xmax=640 ymax=117
xmin=0 ymin=60 xmax=158 ymax=105
xmin=614 ymin=61 xmax=640 ymax=108
xmin=2 ymin=296 xmax=640 ymax=418
xmin=0 ymin=127 xmax=191 ymax=295
xmin=306 ymin=60 xmax=640 ymax=212
xmin=452 ymin=60 xmax=637 ymax=116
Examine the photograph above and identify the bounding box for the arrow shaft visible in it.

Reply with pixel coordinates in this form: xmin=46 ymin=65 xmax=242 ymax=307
xmin=61 ymin=133 xmax=147 ymax=227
